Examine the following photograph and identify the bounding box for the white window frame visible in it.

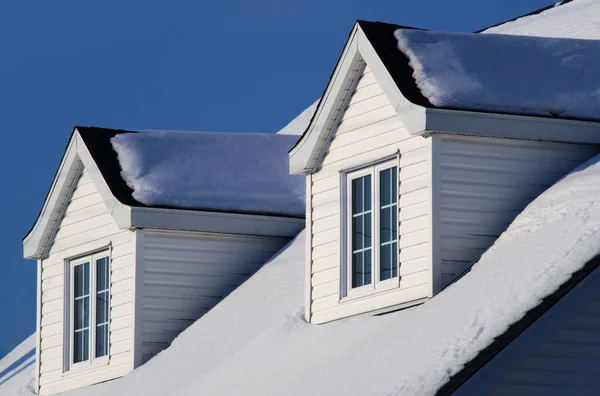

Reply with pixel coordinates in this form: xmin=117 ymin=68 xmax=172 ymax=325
xmin=64 ymin=249 xmax=111 ymax=373
xmin=342 ymin=158 xmax=400 ymax=299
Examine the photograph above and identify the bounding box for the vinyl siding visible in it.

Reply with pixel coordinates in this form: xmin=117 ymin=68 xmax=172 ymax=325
xmin=309 ymin=64 xmax=431 ymax=324
xmin=39 ymin=168 xmax=135 ymax=395
xmin=455 ymin=266 xmax=600 ymax=396
xmin=138 ymin=230 xmax=289 ymax=364
xmin=436 ymin=135 xmax=599 ymax=287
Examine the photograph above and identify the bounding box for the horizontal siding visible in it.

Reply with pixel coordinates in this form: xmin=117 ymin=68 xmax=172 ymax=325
xmin=457 ymin=267 xmax=600 ymax=396
xmin=437 ymin=136 xmax=598 ymax=287
xmin=39 ymin=168 xmax=135 ymax=395
xmin=139 ymin=230 xmax=289 ymax=364
xmin=309 ymin=65 xmax=431 ymax=323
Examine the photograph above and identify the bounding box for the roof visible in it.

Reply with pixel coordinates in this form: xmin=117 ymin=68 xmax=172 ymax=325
xmin=481 ymin=0 xmax=600 ymax=39
xmin=80 ymin=127 xmax=305 ymax=217
xmin=23 ymin=127 xmax=305 ymax=259
xmin=16 ymin=148 xmax=600 ymax=396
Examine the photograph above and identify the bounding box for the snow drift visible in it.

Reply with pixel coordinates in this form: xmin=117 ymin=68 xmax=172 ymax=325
xmin=111 ymin=131 xmax=305 ymax=216
xmin=395 ymin=29 xmax=600 ymax=120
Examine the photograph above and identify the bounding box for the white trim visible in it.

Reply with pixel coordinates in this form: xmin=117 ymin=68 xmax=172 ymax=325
xmin=304 ymin=175 xmax=313 ymax=323
xmin=428 ymin=136 xmax=442 ymax=296
xmin=342 ymin=158 xmax=399 ymax=299
xmin=129 ymin=206 xmax=304 ymax=238
xmin=35 ymin=259 xmax=42 ymax=394
xmin=63 ymin=249 xmax=111 ymax=374
xmin=132 ymin=229 xmax=145 ymax=368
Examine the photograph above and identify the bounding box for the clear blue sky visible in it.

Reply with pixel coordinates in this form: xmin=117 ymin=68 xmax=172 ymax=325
xmin=0 ymin=0 xmax=556 ymax=358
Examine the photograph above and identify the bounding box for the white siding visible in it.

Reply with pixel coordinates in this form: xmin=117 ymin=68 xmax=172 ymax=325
xmin=436 ymin=136 xmax=599 ymax=287
xmin=309 ymin=65 xmax=431 ymax=324
xmin=138 ymin=230 xmax=289 ymax=364
xmin=39 ymin=168 xmax=135 ymax=395
xmin=456 ymin=266 xmax=600 ymax=396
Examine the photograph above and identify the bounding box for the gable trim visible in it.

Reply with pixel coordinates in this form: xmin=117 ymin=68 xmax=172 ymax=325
xmin=289 ymin=22 xmax=428 ymax=175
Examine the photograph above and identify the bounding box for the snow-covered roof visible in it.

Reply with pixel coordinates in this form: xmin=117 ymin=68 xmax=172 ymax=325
xmin=0 ymin=334 xmax=35 ymax=396
xmin=8 ymin=150 xmax=597 ymax=396
xmin=482 ymin=0 xmax=600 ymax=39
xmin=394 ymin=29 xmax=600 ymax=120
xmin=109 ymin=130 xmax=305 ymax=216
xmin=276 ymin=100 xmax=319 ymax=136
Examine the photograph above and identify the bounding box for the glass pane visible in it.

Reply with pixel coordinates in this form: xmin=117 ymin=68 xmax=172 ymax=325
xmin=392 ymin=206 xmax=398 ymax=240
xmin=380 ymin=207 xmax=391 ymax=242
xmin=74 ymin=296 xmax=90 ymax=330
xmin=96 ymin=324 xmax=109 ymax=358
xmin=380 ymin=168 xmax=392 ymax=206
xmin=352 ymin=252 xmax=363 ymax=288
xmin=352 ymin=178 xmax=363 ymax=214
xmin=392 ymin=242 xmax=398 ymax=278
xmin=74 ymin=329 xmax=89 ymax=363
xmin=364 ymin=213 xmax=372 ymax=248
xmin=74 ymin=263 xmax=90 ymax=297
xmin=391 ymin=167 xmax=398 ymax=203
xmin=363 ymin=251 xmax=372 ymax=286
xmin=352 ymin=215 xmax=363 ymax=251
xmin=96 ymin=291 xmax=109 ymax=324
xmin=97 ymin=257 xmax=109 ymax=291
xmin=381 ymin=244 xmax=392 ymax=281
xmin=364 ymin=175 xmax=372 ymax=212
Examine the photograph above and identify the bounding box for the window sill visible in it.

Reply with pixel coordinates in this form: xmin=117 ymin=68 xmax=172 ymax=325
xmin=340 ymin=278 xmax=400 ymax=303
xmin=63 ymin=357 xmax=109 ymax=377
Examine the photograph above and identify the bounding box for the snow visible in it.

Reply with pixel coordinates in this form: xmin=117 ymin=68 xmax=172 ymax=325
xmin=0 ymin=334 xmax=35 ymax=396
xmin=111 ymin=131 xmax=305 ymax=216
xmin=21 ymin=152 xmax=596 ymax=396
xmin=277 ymin=99 xmax=319 ymax=135
xmin=395 ymin=29 xmax=600 ymax=120
xmin=484 ymin=0 xmax=600 ymax=39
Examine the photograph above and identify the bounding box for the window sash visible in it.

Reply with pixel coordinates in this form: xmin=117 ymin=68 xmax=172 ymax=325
xmin=68 ymin=251 xmax=110 ymax=370
xmin=346 ymin=159 xmax=399 ymax=296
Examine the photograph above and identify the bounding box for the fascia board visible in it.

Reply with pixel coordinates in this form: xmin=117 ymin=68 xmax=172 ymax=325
xmin=23 ymin=136 xmax=82 ymax=260
xmin=422 ymin=108 xmax=600 ymax=144
xmin=289 ymin=25 xmax=361 ymax=175
xmin=130 ymin=206 xmax=305 ymax=238
xmin=74 ymin=129 xmax=132 ymax=229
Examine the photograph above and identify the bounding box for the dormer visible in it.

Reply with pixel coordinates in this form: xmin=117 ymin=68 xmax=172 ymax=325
xmin=291 ymin=21 xmax=600 ymax=324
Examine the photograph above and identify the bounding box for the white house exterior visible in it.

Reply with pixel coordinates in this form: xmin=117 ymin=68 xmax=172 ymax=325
xmin=23 ymin=127 xmax=304 ymax=395
xmin=290 ymin=20 xmax=600 ymax=324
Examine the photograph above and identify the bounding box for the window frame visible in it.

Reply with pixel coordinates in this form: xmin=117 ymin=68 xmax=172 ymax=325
xmin=342 ymin=157 xmax=400 ymax=300
xmin=64 ymin=249 xmax=111 ymax=373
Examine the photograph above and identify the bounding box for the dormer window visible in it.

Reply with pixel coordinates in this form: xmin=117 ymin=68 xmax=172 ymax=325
xmin=344 ymin=159 xmax=399 ymax=297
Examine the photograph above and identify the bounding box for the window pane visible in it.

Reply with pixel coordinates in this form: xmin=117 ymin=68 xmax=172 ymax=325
xmin=74 ymin=296 xmax=90 ymax=330
xmin=96 ymin=324 xmax=109 ymax=358
xmin=364 ymin=212 xmax=372 ymax=248
xmin=352 ymin=177 xmax=363 ymax=213
xmin=74 ymin=329 xmax=89 ymax=363
xmin=380 ymin=207 xmax=391 ymax=242
xmin=352 ymin=216 xmax=363 ymax=251
xmin=392 ymin=243 xmax=398 ymax=278
xmin=380 ymin=168 xmax=392 ymax=206
xmin=364 ymin=175 xmax=372 ymax=212
xmin=391 ymin=167 xmax=398 ymax=203
xmin=381 ymin=244 xmax=392 ymax=281
xmin=97 ymin=257 xmax=109 ymax=291
xmin=392 ymin=206 xmax=398 ymax=240
xmin=74 ymin=263 xmax=90 ymax=297
xmin=96 ymin=292 xmax=109 ymax=325
xmin=352 ymin=250 xmax=372 ymax=288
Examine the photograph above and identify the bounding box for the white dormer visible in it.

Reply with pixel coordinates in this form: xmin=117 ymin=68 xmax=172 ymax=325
xmin=291 ymin=21 xmax=600 ymax=324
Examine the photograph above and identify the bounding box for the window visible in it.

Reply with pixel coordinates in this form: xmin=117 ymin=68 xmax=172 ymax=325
xmin=68 ymin=251 xmax=110 ymax=370
xmin=345 ymin=159 xmax=398 ymax=296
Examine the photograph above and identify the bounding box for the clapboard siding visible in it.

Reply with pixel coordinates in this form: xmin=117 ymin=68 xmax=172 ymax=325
xmin=39 ymin=168 xmax=135 ymax=395
xmin=308 ymin=65 xmax=431 ymax=324
xmin=138 ymin=230 xmax=289 ymax=364
xmin=436 ymin=135 xmax=598 ymax=287
xmin=456 ymin=266 xmax=600 ymax=396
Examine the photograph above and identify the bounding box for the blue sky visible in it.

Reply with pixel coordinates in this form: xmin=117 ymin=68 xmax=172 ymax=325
xmin=0 ymin=0 xmax=556 ymax=358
